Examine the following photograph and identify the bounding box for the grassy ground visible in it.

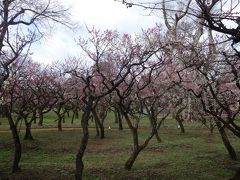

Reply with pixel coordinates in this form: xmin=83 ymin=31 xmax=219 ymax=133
xmin=0 ymin=110 xmax=205 ymax=130
xmin=0 ymin=113 xmax=240 ymax=179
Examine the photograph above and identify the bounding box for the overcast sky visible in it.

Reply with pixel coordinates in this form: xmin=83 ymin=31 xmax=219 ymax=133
xmin=31 ymin=0 xmax=160 ymax=64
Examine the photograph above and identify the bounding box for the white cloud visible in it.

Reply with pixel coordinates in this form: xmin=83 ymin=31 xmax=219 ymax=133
xmin=31 ymin=0 xmax=160 ymax=64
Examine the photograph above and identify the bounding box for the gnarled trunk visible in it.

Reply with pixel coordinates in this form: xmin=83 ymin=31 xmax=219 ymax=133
xmin=12 ymin=127 xmax=22 ymax=173
xmin=24 ymin=111 xmax=36 ymax=140
xmin=75 ymin=120 xmax=88 ymax=179
xmin=122 ymin=111 xmax=154 ymax=170
xmin=4 ymin=106 xmax=22 ymax=173
xmin=75 ymin=100 xmax=93 ymax=180
xmin=38 ymin=109 xmax=44 ymax=126
xmin=94 ymin=118 xmax=100 ymax=137
xmin=210 ymin=122 xmax=214 ymax=134
xmin=177 ymin=119 xmax=185 ymax=133
xmin=145 ymin=105 xmax=162 ymax=142
xmin=124 ymin=127 xmax=139 ymax=170
xmin=92 ymin=109 xmax=105 ymax=139
xmin=231 ymin=168 xmax=240 ymax=180
xmin=117 ymin=108 xmax=123 ymax=130
xmin=216 ymin=121 xmax=237 ymax=160
xmin=114 ymin=109 xmax=118 ymax=124
xmin=54 ymin=106 xmax=63 ymax=131
xmin=124 ymin=125 xmax=154 ymax=170
xmin=57 ymin=115 xmax=63 ymax=131
xmin=99 ymin=123 xmax=105 ymax=139
xmin=125 ymin=149 xmax=141 ymax=170
xmin=149 ymin=116 xmax=161 ymax=142
xmin=24 ymin=122 xmax=34 ymax=140
xmin=75 ymin=108 xmax=79 ymax=119
xmin=71 ymin=108 xmax=79 ymax=124
xmin=175 ymin=106 xmax=186 ymax=134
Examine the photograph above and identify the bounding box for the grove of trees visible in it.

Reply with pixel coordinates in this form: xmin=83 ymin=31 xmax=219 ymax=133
xmin=0 ymin=0 xmax=239 ymax=180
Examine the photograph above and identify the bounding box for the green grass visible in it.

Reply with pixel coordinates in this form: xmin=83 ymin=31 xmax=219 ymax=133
xmin=0 ymin=126 xmax=240 ymax=179
xmin=0 ymin=110 xmax=206 ymax=130
xmin=1 ymin=112 xmax=240 ymax=179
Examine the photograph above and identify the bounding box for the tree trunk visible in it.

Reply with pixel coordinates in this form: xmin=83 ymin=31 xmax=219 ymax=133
xmin=57 ymin=113 xmax=62 ymax=131
xmin=95 ymin=118 xmax=99 ymax=137
xmin=187 ymin=95 xmax=192 ymax=121
xmin=38 ymin=109 xmax=44 ymax=126
xmin=124 ymin=121 xmax=154 ymax=170
xmin=75 ymin=109 xmax=79 ymax=119
xmin=118 ymin=115 xmax=123 ymax=130
xmin=125 ymin=149 xmax=141 ymax=170
xmin=4 ymin=106 xmax=22 ymax=173
xmin=55 ymin=106 xmax=63 ymax=131
xmin=71 ymin=109 xmax=76 ymax=124
xmin=175 ymin=106 xmax=186 ymax=134
xmin=149 ymin=116 xmax=161 ymax=142
xmin=121 ymin=109 xmax=155 ymax=171
xmin=124 ymin=126 xmax=139 ymax=170
xmin=99 ymin=122 xmax=104 ymax=139
xmin=75 ymin=100 xmax=92 ymax=180
xmin=62 ymin=112 xmax=65 ymax=123
xmin=154 ymin=128 xmax=162 ymax=142
xmin=66 ymin=110 xmax=70 ymax=118
xmin=114 ymin=110 xmax=118 ymax=124
xmin=216 ymin=121 xmax=237 ymax=160
xmin=231 ymin=168 xmax=240 ymax=180
xmin=210 ymin=122 xmax=214 ymax=134
xmin=24 ymin=111 xmax=37 ymax=140
xmin=32 ymin=110 xmax=37 ymax=124
xmin=12 ymin=127 xmax=22 ymax=173
xmin=117 ymin=108 xmax=123 ymax=130
xmin=71 ymin=114 xmax=75 ymax=124
xmin=177 ymin=120 xmax=185 ymax=133
xmin=144 ymin=105 xmax=162 ymax=142
xmin=123 ymin=112 xmax=141 ymax=170
xmin=75 ymin=119 xmax=88 ymax=180
xmin=24 ymin=122 xmax=34 ymax=140
xmin=92 ymin=109 xmax=104 ymax=139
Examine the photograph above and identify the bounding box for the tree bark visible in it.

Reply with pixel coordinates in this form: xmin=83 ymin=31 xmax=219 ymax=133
xmin=186 ymin=95 xmax=192 ymax=121
xmin=210 ymin=122 xmax=214 ymax=134
xmin=122 ymin=112 xmax=144 ymax=170
xmin=71 ymin=109 xmax=77 ymax=124
xmin=38 ymin=109 xmax=44 ymax=126
xmin=231 ymin=168 xmax=240 ymax=180
xmin=120 ymin=106 xmax=155 ymax=171
xmin=145 ymin=106 xmax=161 ymax=142
xmin=177 ymin=119 xmax=185 ymax=133
xmin=99 ymin=122 xmax=105 ymax=139
xmin=149 ymin=116 xmax=162 ymax=142
xmin=153 ymin=127 xmax=162 ymax=142
xmin=66 ymin=110 xmax=70 ymax=118
xmin=24 ymin=111 xmax=36 ymax=140
xmin=124 ymin=126 xmax=139 ymax=170
xmin=114 ymin=109 xmax=118 ymax=123
xmin=175 ymin=106 xmax=186 ymax=133
xmin=4 ymin=106 xmax=22 ymax=173
xmin=75 ymin=100 xmax=93 ymax=180
xmin=55 ymin=106 xmax=63 ymax=131
xmin=216 ymin=121 xmax=237 ymax=160
xmin=117 ymin=108 xmax=123 ymax=130
xmin=75 ymin=109 xmax=79 ymax=119
xmin=24 ymin=122 xmax=34 ymax=140
xmin=125 ymin=149 xmax=141 ymax=170
xmin=94 ymin=118 xmax=100 ymax=137
xmin=92 ymin=109 xmax=104 ymax=139
xmin=124 ymin=123 xmax=154 ymax=170
xmin=57 ymin=114 xmax=62 ymax=131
